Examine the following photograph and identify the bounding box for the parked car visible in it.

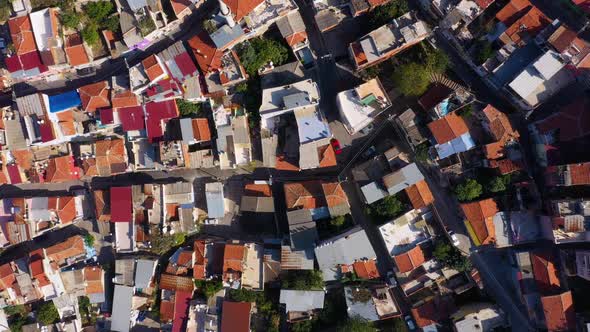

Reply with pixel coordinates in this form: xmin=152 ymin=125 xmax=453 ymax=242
xmin=448 ymin=231 xmax=460 ymax=247
xmin=330 ymin=138 xmax=342 ymax=155
xmin=362 ymin=146 xmax=377 ymax=159
xmin=386 ymin=271 xmax=398 ymax=287
xmin=405 ymin=315 xmax=417 ymax=330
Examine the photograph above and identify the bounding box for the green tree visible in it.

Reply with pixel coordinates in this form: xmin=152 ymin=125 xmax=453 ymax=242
xmin=202 ymin=20 xmax=217 ymax=34
xmin=338 ymin=317 xmax=377 ymax=332
xmin=292 ymin=320 xmax=314 ymax=332
xmin=194 ymin=279 xmax=223 ymax=299
xmin=0 ymin=0 xmax=10 ymax=22
xmin=415 ymin=143 xmax=430 ymax=163
xmin=37 ymin=301 xmax=60 ymax=326
xmin=330 ymin=215 xmax=346 ymax=228
xmin=60 ymin=10 xmax=80 ymax=29
xmin=433 ymin=240 xmax=471 ymax=272
xmin=82 ymin=22 xmax=100 ymax=46
xmin=454 ymin=179 xmax=483 ymax=202
xmin=426 ymin=48 xmax=449 ymax=74
xmin=487 ymin=176 xmax=506 ymax=193
xmin=4 ymin=305 xmax=26 ymax=316
xmin=150 ymin=230 xmax=186 ymax=255
xmin=235 ymin=82 xmax=248 ymax=93
xmin=369 ymin=195 xmax=404 ymax=221
xmin=475 ymin=39 xmax=494 ymax=65
xmin=84 ymin=234 xmax=95 ymax=247
xmin=392 ymin=62 xmax=430 ymax=96
xmin=368 ymin=0 xmax=409 ymax=30
xmin=139 ymin=16 xmax=156 ymax=36
xmin=103 ymin=15 xmax=121 ymax=33
xmin=176 ymin=99 xmax=203 ymax=117
xmin=236 ymin=38 xmax=289 ymax=76
xmin=359 ymin=66 xmax=380 ymax=81
xmin=282 ymin=270 xmax=324 ymax=290
xmin=84 ymin=1 xmax=114 ymax=22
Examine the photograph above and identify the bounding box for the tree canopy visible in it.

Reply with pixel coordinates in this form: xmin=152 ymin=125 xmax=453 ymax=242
xmin=236 ymin=38 xmax=289 ymax=76
xmin=454 ymin=179 xmax=483 ymax=202
xmin=84 ymin=1 xmax=114 ymax=22
xmin=37 ymin=302 xmax=60 ymax=326
xmin=282 ymin=270 xmax=324 ymax=290
xmin=194 ymin=279 xmax=223 ymax=299
xmin=486 ymin=174 xmax=511 ymax=194
xmin=176 ymin=99 xmax=203 ymax=117
xmin=367 ymin=195 xmax=404 ymax=222
xmin=392 ymin=62 xmax=431 ymax=96
xmin=433 ymin=240 xmax=472 ymax=272
xmin=368 ymin=0 xmax=409 ymax=30
xmin=337 ymin=317 xmax=378 ymax=332
xmin=81 ymin=22 xmax=100 ymax=46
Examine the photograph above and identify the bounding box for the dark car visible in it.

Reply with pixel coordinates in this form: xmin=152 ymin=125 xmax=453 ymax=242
xmin=331 ymin=138 xmax=342 ymax=155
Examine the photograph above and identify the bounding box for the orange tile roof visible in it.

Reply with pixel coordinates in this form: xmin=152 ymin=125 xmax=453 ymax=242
xmin=541 ymin=291 xmax=576 ymax=332
xmin=45 ymin=235 xmax=86 ymax=265
xmin=223 ymin=244 xmax=245 ymax=279
xmin=64 ymin=33 xmax=89 ymax=67
xmin=482 ymin=104 xmax=519 ymax=144
xmin=111 ymin=90 xmax=139 ymax=108
xmin=84 ymin=266 xmax=104 ymax=294
xmin=404 ymin=180 xmax=434 ymax=210
xmin=89 ymin=138 xmax=127 ymax=176
xmin=193 ymin=240 xmax=207 ymax=280
xmin=411 ymin=299 xmax=437 ymax=328
xmin=0 ymin=264 xmax=15 ymax=291
xmin=192 ymin=118 xmax=211 ymax=142
xmin=11 ymin=149 xmax=32 ymax=170
xmin=501 ymin=6 xmax=550 ymax=45
xmin=284 ymin=181 xmax=326 ymax=209
xmin=224 ymin=0 xmax=264 ymax=21
xmin=484 ymin=141 xmax=505 ymax=160
xmin=79 ymin=81 xmax=110 ymax=112
xmin=322 ymin=182 xmax=349 ymax=208
xmin=94 ymin=190 xmax=111 ymax=223
xmin=44 ymin=155 xmax=79 ymax=183
xmin=285 ymin=31 xmax=307 ymax=47
xmin=495 ymin=0 xmax=532 ymax=25
xmin=142 ymin=55 xmax=166 ymax=82
xmin=276 ymin=155 xmax=300 ymax=171
xmin=160 ymin=300 xmax=175 ymax=322
xmin=461 ymin=199 xmax=499 ymax=245
xmin=8 ymin=16 xmax=37 ymax=55
xmin=187 ymin=33 xmax=224 ymax=73
xmin=318 ymin=144 xmax=337 ymax=168
xmin=57 ymin=196 xmax=77 ymax=225
xmin=489 ymin=158 xmax=524 ymax=175
xmin=548 ymin=26 xmax=580 ymax=53
xmin=427 ymin=112 xmax=469 ymax=144
xmin=352 ymin=260 xmax=380 ymax=279
xmin=570 ymin=162 xmax=590 ymax=185
xmin=531 ymin=251 xmax=561 ymax=293
xmin=159 ymin=274 xmax=194 ymax=292
xmin=171 ymin=0 xmax=192 ymax=17
xmin=244 ymin=184 xmax=271 ymax=197
xmin=394 ymin=245 xmax=426 ymax=273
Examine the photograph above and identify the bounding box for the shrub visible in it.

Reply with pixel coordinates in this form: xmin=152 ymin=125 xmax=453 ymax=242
xmin=454 ymin=179 xmax=483 ymax=202
xmin=282 ymin=270 xmax=324 ymax=290
xmin=392 ymin=62 xmax=430 ymax=96
xmin=367 ymin=195 xmax=404 ymax=221
xmin=368 ymin=0 xmax=409 ymax=30
xmin=82 ymin=23 xmax=100 ymax=46
xmin=60 ymin=10 xmax=80 ymax=29
xmin=176 ymin=99 xmax=203 ymax=117
xmin=84 ymin=234 xmax=95 ymax=247
xmin=194 ymin=279 xmax=223 ymax=299
xmin=139 ymin=16 xmax=156 ymax=36
xmin=433 ymin=240 xmax=471 ymax=272
xmin=37 ymin=302 xmax=60 ymax=326
xmin=84 ymin=1 xmax=114 ymax=22
xmin=236 ymin=38 xmax=289 ymax=76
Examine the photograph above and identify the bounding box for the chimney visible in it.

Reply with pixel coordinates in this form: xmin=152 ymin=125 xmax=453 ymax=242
xmin=218 ymin=0 xmax=235 ymax=28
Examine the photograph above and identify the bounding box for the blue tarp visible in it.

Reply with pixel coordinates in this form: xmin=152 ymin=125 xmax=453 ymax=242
xmin=48 ymin=90 xmax=82 ymax=113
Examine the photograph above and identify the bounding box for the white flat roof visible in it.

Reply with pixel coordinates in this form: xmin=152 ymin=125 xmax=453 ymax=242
xmin=378 ymin=210 xmax=428 ymax=256
xmin=259 ymin=79 xmax=320 ymax=114
xmin=115 ymin=222 xmax=134 ymax=252
xmin=30 ymin=9 xmax=57 ymax=51
xmin=509 ymin=51 xmax=565 ymax=100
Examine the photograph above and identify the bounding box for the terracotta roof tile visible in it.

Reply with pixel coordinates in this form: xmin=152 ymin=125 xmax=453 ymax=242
xmin=482 ymin=104 xmax=519 ymax=143
xmin=489 ymin=158 xmax=524 ymax=174
xmin=8 ymin=16 xmax=37 ymax=55
xmin=531 ymin=251 xmax=561 ymax=293
xmin=57 ymin=196 xmax=77 ymax=224
xmin=84 ymin=266 xmax=104 ymax=294
xmin=94 ymin=190 xmax=111 ymax=223
xmin=427 ymin=112 xmax=469 ymax=144
xmin=192 ymin=118 xmax=211 ymax=142
xmin=501 ymin=6 xmax=550 ymax=45
xmin=318 ymin=143 xmax=337 ymax=168
xmin=111 ymin=90 xmax=139 ymax=108
xmin=352 ymin=260 xmax=380 ymax=279
xmin=221 ymin=301 xmax=252 ymax=332
xmin=411 ymin=299 xmax=437 ymax=328
xmin=160 ymin=300 xmax=175 ymax=322
xmin=187 ymin=33 xmax=224 ymax=73
xmin=44 ymin=155 xmax=80 ymax=183
xmin=394 ymin=245 xmax=426 ymax=273
xmin=223 ymin=244 xmax=245 ymax=277
xmin=285 ymin=31 xmax=307 ymax=47
xmin=548 ymin=26 xmax=579 ymax=53
xmin=224 ymin=0 xmax=264 ymax=21
xmin=495 ymin=0 xmax=532 ymax=25
xmin=541 ymin=291 xmax=576 ymax=332
xmin=79 ymin=81 xmax=111 ymax=112
xmin=159 ymin=274 xmax=194 ymax=292
xmin=570 ymin=162 xmax=590 ymax=185
xmin=142 ymin=55 xmax=166 ymax=82
xmin=322 ymin=182 xmax=348 ymax=208
xmin=45 ymin=235 xmax=86 ymax=265
xmin=284 ymin=181 xmax=326 ymax=209
xmin=64 ymin=33 xmax=89 ymax=66
xmin=536 ymin=97 xmax=590 ymax=142
xmin=461 ymin=199 xmax=499 ymax=245
xmin=404 ymin=180 xmax=434 ymax=209
xmin=244 ymin=184 xmax=272 ymax=197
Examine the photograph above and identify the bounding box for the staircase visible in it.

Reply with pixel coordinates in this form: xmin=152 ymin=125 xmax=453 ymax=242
xmin=430 ymin=72 xmax=469 ymax=93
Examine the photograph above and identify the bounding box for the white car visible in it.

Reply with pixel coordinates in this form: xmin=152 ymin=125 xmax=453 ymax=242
xmin=405 ymin=315 xmax=416 ymax=330
xmin=448 ymin=231 xmax=460 ymax=247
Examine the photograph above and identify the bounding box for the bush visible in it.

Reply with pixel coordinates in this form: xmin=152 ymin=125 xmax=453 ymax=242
xmin=139 ymin=16 xmax=156 ymax=36
xmin=236 ymin=38 xmax=289 ymax=76
xmin=60 ymin=10 xmax=80 ymax=29
xmin=392 ymin=62 xmax=430 ymax=96
xmin=368 ymin=0 xmax=409 ymax=30
xmin=367 ymin=195 xmax=404 ymax=222
xmin=37 ymin=302 xmax=60 ymax=326
xmin=330 ymin=215 xmax=346 ymax=228
xmin=84 ymin=234 xmax=95 ymax=247
xmin=150 ymin=230 xmax=186 ymax=255
xmin=475 ymin=39 xmax=494 ymax=65
xmin=103 ymin=15 xmax=121 ymax=33
xmin=338 ymin=317 xmax=377 ymax=332
xmin=454 ymin=179 xmax=483 ymax=202
xmin=415 ymin=143 xmax=430 ymax=162
xmin=282 ymin=270 xmax=324 ymax=290
xmin=486 ymin=174 xmax=512 ymax=194
xmin=426 ymin=48 xmax=449 ymax=74
xmin=84 ymin=1 xmax=114 ymax=22
xmin=202 ymin=20 xmax=217 ymax=34
xmin=194 ymin=279 xmax=223 ymax=299
xmin=82 ymin=23 xmax=100 ymax=46
xmin=176 ymin=99 xmax=203 ymax=117
xmin=4 ymin=305 xmax=26 ymax=316
xmin=433 ymin=240 xmax=471 ymax=272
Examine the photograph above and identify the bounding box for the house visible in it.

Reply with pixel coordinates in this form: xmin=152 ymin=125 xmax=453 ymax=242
xmin=349 ymin=12 xmax=430 ymax=71
xmin=64 ymin=33 xmax=90 ymax=67
xmin=410 ymin=295 xmax=456 ymax=330
xmin=111 ymin=186 xmax=136 ymax=253
xmin=157 ymin=41 xmax=202 ymax=99
xmin=427 ymin=112 xmax=476 ymax=159
xmin=545 ymin=162 xmax=590 ymax=186
xmin=205 ymin=182 xmax=225 ymax=219
xmin=240 ymin=182 xmax=275 ymax=231
xmin=29 ymin=8 xmax=65 ymax=67
xmin=336 ymin=78 xmax=391 ymax=134
xmin=576 ymin=251 xmax=590 ymax=281
xmin=135 ymin=259 xmax=157 ymax=294
xmin=221 ymin=242 xmax=262 ymax=289
xmin=130 ymin=55 xmax=168 ymax=94
xmin=452 ymin=303 xmax=507 ymax=332
xmin=507 ymin=50 xmax=573 ymax=108
xmin=193 ymin=240 xmax=208 ymax=280
xmin=277 ymin=11 xmax=314 ymax=67
xmin=76 ymin=138 xmax=128 ymax=177
xmin=83 ymin=266 xmax=105 ymax=304
xmin=284 ymin=180 xmax=350 ymax=221
xmin=78 ymin=81 xmax=111 ymax=113
xmin=540 ymin=291 xmax=576 ymax=331
xmin=549 ymin=199 xmax=590 ymax=243
xmin=534 ymin=97 xmax=590 ymax=144
xmin=440 ymin=0 xmax=492 ymax=38
xmin=461 ymin=198 xmax=499 ymax=246
xmin=145 ymin=100 xmax=179 ymax=142
xmin=496 ymin=2 xmax=550 ymax=47
xmin=344 ymin=286 xmax=400 ymax=321
xmin=114 ymin=259 xmax=135 ymax=286
xmin=44 ymin=235 xmax=87 ymax=267
xmin=5 ymin=16 xmax=47 ymax=79
xmin=220 ymin=301 xmax=252 ymax=332
xmin=314 ymin=227 xmax=377 ymax=281
xmin=395 ymin=108 xmax=429 ymax=148
xmin=279 ymin=290 xmax=325 ymax=322
xmin=404 ymin=180 xmax=434 ymax=210
xmin=378 ymin=209 xmax=432 ymax=268
xmin=111 ymin=285 xmax=134 ymax=332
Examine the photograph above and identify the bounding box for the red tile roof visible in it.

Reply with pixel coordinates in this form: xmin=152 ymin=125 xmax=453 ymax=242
xmin=531 ymin=251 xmax=561 ymax=293
xmin=427 ymin=112 xmax=469 ymax=145
xmin=111 ymin=90 xmax=139 ymax=108
xmin=548 ymin=26 xmax=580 ymax=53
xmin=84 ymin=266 xmax=104 ymax=294
xmin=489 ymin=158 xmax=524 ymax=175
xmin=187 ymin=33 xmax=224 ymax=73
xmin=284 ymin=181 xmax=348 ymax=210
xmin=482 ymin=104 xmax=519 ymax=144
xmin=192 ymin=118 xmax=211 ymax=142
xmin=171 ymin=0 xmax=193 ymax=18
xmin=318 ymin=143 xmax=337 ymax=168
xmin=352 ymin=260 xmax=380 ymax=279
xmin=100 ymin=108 xmax=114 ymax=124
xmin=193 ymin=240 xmax=207 ymax=280
xmin=94 ymin=190 xmax=111 ymax=223
xmin=160 ymin=300 xmax=175 ymax=322
xmin=244 ymin=184 xmax=272 ymax=197
xmin=418 ymin=83 xmax=453 ymax=111
xmin=57 ymin=196 xmax=77 ymax=224
xmin=394 ymin=245 xmax=426 ymax=273
xmin=79 ymin=81 xmax=110 ymax=112
xmin=159 ymin=274 xmax=194 ymax=292
xmin=110 ymin=187 xmax=132 ymax=222
xmin=495 ymin=0 xmax=532 ymax=25
xmin=536 ymin=97 xmax=590 ymax=142
xmin=143 ymin=55 xmax=166 ymax=82
xmin=0 ymin=264 xmax=16 ymax=291
xmin=474 ymin=0 xmax=495 ymax=9
xmin=285 ymin=31 xmax=307 ymax=47
xmin=145 ymin=100 xmax=179 ymax=142
xmin=45 ymin=235 xmax=86 ymax=265
xmin=44 ymin=155 xmax=80 ymax=183
xmin=570 ymin=162 xmax=590 ymax=185
xmin=404 ymin=180 xmax=434 ymax=210
xmin=172 ymin=290 xmax=193 ymax=332
xmin=223 ymin=244 xmax=245 ymax=279
xmin=8 ymin=16 xmax=37 ymax=55
xmin=500 ymin=6 xmax=550 ymax=45
xmin=461 ymin=199 xmax=499 ymax=245
xmin=221 ymin=301 xmax=252 ymax=332
xmin=224 ymin=0 xmax=264 ymax=21
xmin=117 ymin=106 xmax=145 ymax=131
xmin=64 ymin=33 xmax=90 ymax=67
xmin=411 ymin=297 xmax=456 ymax=328
xmin=541 ymin=291 xmax=576 ymax=332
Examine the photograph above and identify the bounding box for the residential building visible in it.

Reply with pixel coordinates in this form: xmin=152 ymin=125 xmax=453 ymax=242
xmin=461 ymin=198 xmax=499 ymax=246
xmin=130 ymin=54 xmax=168 ymax=94
xmin=549 ymin=199 xmax=590 ymax=243
xmin=540 ymin=291 xmax=576 ymax=332
xmin=279 ymin=290 xmax=325 ymax=322
xmin=284 ymin=180 xmax=350 ymax=221
xmin=277 ymin=12 xmax=314 ymax=68
xmin=6 ymin=16 xmax=47 ymax=80
xmin=111 ymin=285 xmax=134 ymax=332
xmin=440 ymin=0 xmax=494 ymax=39
xmin=427 ymin=112 xmax=476 ymax=160
xmin=545 ymin=162 xmax=590 ymax=186
xmin=111 ymin=186 xmax=136 ymax=253
xmin=349 ymin=12 xmax=430 ymax=71
xmin=452 ymin=303 xmax=507 ymax=332
xmin=29 ymin=8 xmax=65 ymax=67
xmin=336 ymin=78 xmax=391 ymax=134
xmin=205 ymin=182 xmax=225 ymax=219
xmin=344 ymin=286 xmax=401 ymax=321
xmin=220 ymin=301 xmax=252 ymax=332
